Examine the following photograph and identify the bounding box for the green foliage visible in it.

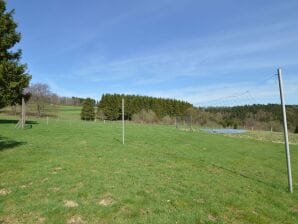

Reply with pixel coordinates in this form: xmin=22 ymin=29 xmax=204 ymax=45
xmin=189 ymin=104 xmax=298 ymax=132
xmin=295 ymin=126 xmax=298 ymax=134
xmin=0 ymin=0 xmax=31 ymax=108
xmin=80 ymin=98 xmax=95 ymax=120
xmin=97 ymin=93 xmax=192 ymax=120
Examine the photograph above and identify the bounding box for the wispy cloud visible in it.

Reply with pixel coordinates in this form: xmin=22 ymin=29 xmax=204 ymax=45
xmin=71 ymin=20 xmax=298 ymax=87
xmin=20 ymin=0 xmax=298 ymax=104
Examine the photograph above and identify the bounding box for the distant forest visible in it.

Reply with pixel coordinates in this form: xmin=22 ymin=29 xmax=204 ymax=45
xmin=193 ymin=104 xmax=298 ymax=132
xmin=1 ymin=88 xmax=297 ymax=132
xmin=97 ymin=94 xmax=192 ymax=120
xmin=97 ymin=94 xmax=298 ymax=133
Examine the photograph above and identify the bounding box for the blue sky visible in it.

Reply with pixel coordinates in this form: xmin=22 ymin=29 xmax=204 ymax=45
xmin=7 ymin=0 xmax=298 ymax=106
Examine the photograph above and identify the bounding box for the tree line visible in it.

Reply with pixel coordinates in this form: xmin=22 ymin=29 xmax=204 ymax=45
xmin=81 ymin=94 xmax=298 ymax=133
xmin=95 ymin=93 xmax=192 ymax=120
xmin=183 ymin=104 xmax=298 ymax=133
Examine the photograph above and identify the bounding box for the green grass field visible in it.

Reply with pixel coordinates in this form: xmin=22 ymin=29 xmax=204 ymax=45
xmin=56 ymin=105 xmax=82 ymax=120
xmin=0 ymin=110 xmax=298 ymax=223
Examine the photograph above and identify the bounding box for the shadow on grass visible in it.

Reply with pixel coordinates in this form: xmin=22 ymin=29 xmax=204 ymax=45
xmin=164 ymin=151 xmax=281 ymax=190
xmin=0 ymin=119 xmax=38 ymax=124
xmin=208 ymin=162 xmax=279 ymax=188
xmin=0 ymin=136 xmax=26 ymax=151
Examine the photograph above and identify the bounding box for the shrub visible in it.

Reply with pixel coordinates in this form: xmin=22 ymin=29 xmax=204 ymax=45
xmin=132 ymin=109 xmax=159 ymax=124
xmin=295 ymin=126 xmax=298 ymax=134
xmin=81 ymin=98 xmax=95 ymax=121
xmin=162 ymin=115 xmax=174 ymax=125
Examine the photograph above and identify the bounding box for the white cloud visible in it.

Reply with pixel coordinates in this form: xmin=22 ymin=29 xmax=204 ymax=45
xmin=71 ymin=20 xmax=298 ymax=87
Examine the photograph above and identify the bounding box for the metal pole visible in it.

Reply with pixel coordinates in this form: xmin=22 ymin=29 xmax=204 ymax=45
xmin=190 ymin=114 xmax=193 ymax=131
xmin=122 ymin=98 xmax=125 ymax=144
xmin=277 ymin=68 xmax=293 ymax=193
xmin=21 ymin=97 xmax=25 ymax=129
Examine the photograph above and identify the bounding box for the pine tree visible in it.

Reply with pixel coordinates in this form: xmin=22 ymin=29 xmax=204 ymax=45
xmin=81 ymin=98 xmax=95 ymax=121
xmin=0 ymin=0 xmax=31 ymax=108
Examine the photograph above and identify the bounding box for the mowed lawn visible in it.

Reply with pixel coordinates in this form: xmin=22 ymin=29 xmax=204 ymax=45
xmin=0 ymin=117 xmax=298 ymax=223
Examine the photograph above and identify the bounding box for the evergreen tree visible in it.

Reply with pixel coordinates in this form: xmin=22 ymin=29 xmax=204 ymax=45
xmin=0 ymin=0 xmax=31 ymax=108
xmin=97 ymin=93 xmax=192 ymax=120
xmin=81 ymin=98 xmax=95 ymax=121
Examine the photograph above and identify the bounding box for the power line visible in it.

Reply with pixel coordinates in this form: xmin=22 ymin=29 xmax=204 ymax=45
xmin=194 ymin=74 xmax=276 ymax=107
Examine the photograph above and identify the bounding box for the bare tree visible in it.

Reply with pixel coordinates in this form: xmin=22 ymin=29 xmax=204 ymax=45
xmin=50 ymin=93 xmax=60 ymax=105
xmin=28 ymin=83 xmax=51 ymax=116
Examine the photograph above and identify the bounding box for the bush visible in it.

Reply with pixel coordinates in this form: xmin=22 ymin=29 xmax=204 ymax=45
xmin=295 ymin=126 xmax=298 ymax=134
xmin=162 ymin=115 xmax=174 ymax=125
xmin=81 ymin=98 xmax=95 ymax=121
xmin=132 ymin=109 xmax=159 ymax=124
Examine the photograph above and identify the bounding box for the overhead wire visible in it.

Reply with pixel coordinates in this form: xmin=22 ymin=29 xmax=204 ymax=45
xmin=194 ymin=74 xmax=277 ymax=107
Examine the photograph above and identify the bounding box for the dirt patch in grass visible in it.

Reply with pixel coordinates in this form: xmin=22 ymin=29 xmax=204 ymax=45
xmin=208 ymin=214 xmax=217 ymax=222
xmin=0 ymin=216 xmax=19 ymax=224
xmin=35 ymin=217 xmax=46 ymax=224
xmin=98 ymin=194 xmax=115 ymax=206
xmin=19 ymin=182 xmax=33 ymax=189
xmin=0 ymin=188 xmax=11 ymax=196
xmin=67 ymin=215 xmax=84 ymax=224
xmin=41 ymin=178 xmax=49 ymax=183
xmin=64 ymin=200 xmax=79 ymax=208
xmin=140 ymin=208 xmax=151 ymax=215
xmin=49 ymin=187 xmax=60 ymax=192
xmin=292 ymin=207 xmax=298 ymax=213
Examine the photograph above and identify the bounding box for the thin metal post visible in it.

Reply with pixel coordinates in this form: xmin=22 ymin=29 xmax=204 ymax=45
xmin=277 ymin=68 xmax=293 ymax=193
xmin=21 ymin=97 xmax=25 ymax=129
xmin=122 ymin=98 xmax=125 ymax=144
xmin=190 ymin=114 xmax=193 ymax=131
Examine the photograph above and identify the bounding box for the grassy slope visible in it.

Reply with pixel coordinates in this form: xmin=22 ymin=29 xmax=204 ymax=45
xmin=56 ymin=105 xmax=82 ymax=120
xmin=0 ymin=105 xmax=82 ymax=120
xmin=0 ymin=113 xmax=298 ymax=223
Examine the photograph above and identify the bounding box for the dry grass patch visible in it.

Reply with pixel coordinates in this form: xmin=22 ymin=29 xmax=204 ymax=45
xmin=41 ymin=178 xmax=49 ymax=183
xmin=64 ymin=200 xmax=79 ymax=208
xmin=98 ymin=194 xmax=115 ymax=206
xmin=67 ymin=215 xmax=84 ymax=224
xmin=49 ymin=187 xmax=60 ymax=192
xmin=35 ymin=217 xmax=46 ymax=224
xmin=208 ymin=214 xmax=217 ymax=222
xmin=0 ymin=216 xmax=19 ymax=224
xmin=0 ymin=188 xmax=11 ymax=196
xmin=140 ymin=208 xmax=151 ymax=215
